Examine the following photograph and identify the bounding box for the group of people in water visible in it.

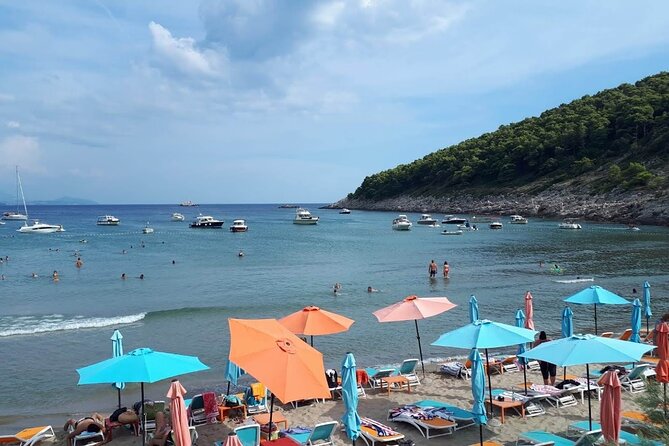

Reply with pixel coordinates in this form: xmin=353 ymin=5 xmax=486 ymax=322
xmin=428 ymin=259 xmax=450 ymax=278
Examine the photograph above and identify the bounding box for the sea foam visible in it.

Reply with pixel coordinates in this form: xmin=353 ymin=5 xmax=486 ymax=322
xmin=0 ymin=313 xmax=146 ymax=337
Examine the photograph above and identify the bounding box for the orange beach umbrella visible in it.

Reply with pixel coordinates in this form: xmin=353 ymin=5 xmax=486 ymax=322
xmin=278 ymin=306 xmax=354 ymax=346
xmin=373 ymin=295 xmax=457 ymax=376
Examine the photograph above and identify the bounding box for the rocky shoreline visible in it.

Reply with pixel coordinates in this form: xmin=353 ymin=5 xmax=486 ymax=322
xmin=328 ymin=188 xmax=669 ymax=226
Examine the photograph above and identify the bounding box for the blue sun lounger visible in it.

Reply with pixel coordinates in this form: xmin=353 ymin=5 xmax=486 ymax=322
xmin=517 ymin=429 xmax=601 ymax=446
xmin=568 ymin=421 xmax=662 ymax=446
xmin=413 ymin=400 xmax=476 ymax=430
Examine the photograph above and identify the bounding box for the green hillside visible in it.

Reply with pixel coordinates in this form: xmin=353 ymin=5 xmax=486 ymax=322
xmin=349 ymin=72 xmax=669 ymax=201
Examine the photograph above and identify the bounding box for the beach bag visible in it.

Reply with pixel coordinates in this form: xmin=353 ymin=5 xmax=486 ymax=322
xmin=225 ymin=395 xmax=243 ymax=407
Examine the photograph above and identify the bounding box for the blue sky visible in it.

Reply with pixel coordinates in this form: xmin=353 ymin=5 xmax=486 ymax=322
xmin=0 ymin=0 xmax=668 ymax=204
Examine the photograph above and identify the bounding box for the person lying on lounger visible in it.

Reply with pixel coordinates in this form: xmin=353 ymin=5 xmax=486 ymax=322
xmin=63 ymin=413 xmax=105 ymax=446
xmin=149 ymin=412 xmax=171 ymax=446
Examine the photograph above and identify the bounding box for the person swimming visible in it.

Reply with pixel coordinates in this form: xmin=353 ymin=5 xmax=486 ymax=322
xmin=139 ymin=274 xmax=144 ymax=280
xmin=367 ymin=286 xmax=379 ymax=293
xmin=75 ymin=257 xmax=83 ymax=268
xmin=52 ymin=270 xmax=59 ymax=281
xmin=238 ymin=250 xmax=244 ymax=257
xmin=121 ymin=273 xmax=126 ymax=280
xmin=333 ymin=283 xmax=341 ymax=294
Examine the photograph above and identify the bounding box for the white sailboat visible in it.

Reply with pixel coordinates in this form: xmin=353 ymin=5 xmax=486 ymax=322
xmin=2 ymin=166 xmax=28 ymax=221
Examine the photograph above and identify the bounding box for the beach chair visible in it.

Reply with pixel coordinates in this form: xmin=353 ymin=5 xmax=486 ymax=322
xmin=284 ymin=421 xmax=338 ymax=446
xmin=438 ymin=361 xmax=470 ymax=380
xmin=620 ymin=364 xmax=651 ymax=393
xmin=397 ymin=358 xmax=421 ymax=387
xmin=323 ymin=369 xmax=342 ymax=401
xmin=469 ymin=443 xmax=502 ymax=446
xmin=491 ymin=390 xmax=546 ymax=417
xmin=246 ymin=383 xmax=269 ymax=415
xmin=600 ymin=332 xmax=613 ymax=338
xmin=188 ymin=392 xmax=218 ymax=425
xmin=527 ymin=384 xmax=578 ymax=408
xmin=0 ymin=426 xmax=55 ymax=446
xmin=387 ymin=404 xmax=456 ymax=439
xmin=568 ymin=421 xmax=663 ymax=446
xmin=643 ymin=329 xmax=655 ymax=344
xmin=500 ymin=356 xmax=520 ymax=373
xmin=526 ymin=360 xmax=541 ymax=371
xmin=367 ymin=369 xmax=396 ymax=389
xmin=516 ymin=429 xmax=602 ymax=446
xmin=414 ymin=400 xmax=476 ymax=430
xmin=142 ymin=400 xmax=166 ymax=436
xmin=359 ymin=417 xmax=405 ymax=446
xmin=618 ymin=328 xmax=633 ymax=340
xmin=72 ymin=431 xmax=104 ymax=446
xmin=234 ymin=424 xmax=261 ymax=446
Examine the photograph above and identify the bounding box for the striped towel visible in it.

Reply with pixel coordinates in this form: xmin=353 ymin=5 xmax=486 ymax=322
xmin=361 ymin=417 xmax=399 ymax=437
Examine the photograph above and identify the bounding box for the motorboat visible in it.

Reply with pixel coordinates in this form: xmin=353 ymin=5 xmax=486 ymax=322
xmin=190 ymin=215 xmax=224 ymax=228
xmin=230 ymin=219 xmax=248 ymax=232
xmin=294 ymin=208 xmax=319 ymax=225
xmin=416 ymin=214 xmax=438 ymax=225
xmin=559 ymin=220 xmax=582 ymax=230
xmin=441 ymin=229 xmax=463 ymax=236
xmin=489 ymin=221 xmax=503 ymax=229
xmin=17 ymin=221 xmax=65 ymax=234
xmin=509 ymin=215 xmax=528 ymax=224
xmin=179 ymin=200 xmax=198 ymax=207
xmin=339 ymin=208 xmax=351 ymax=214
xmin=392 ymin=215 xmax=412 ymax=231
xmin=457 ymin=223 xmax=478 ymax=231
xmin=142 ymin=223 xmax=154 ymax=234
xmin=97 ymin=215 xmax=120 ymax=225
xmin=171 ymin=212 xmax=185 ymax=222
xmin=442 ymin=215 xmax=468 ymax=225
xmin=2 ymin=167 xmax=28 ymax=221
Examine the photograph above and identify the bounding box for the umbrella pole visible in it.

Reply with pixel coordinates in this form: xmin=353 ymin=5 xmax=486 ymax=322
xmin=117 ymin=387 xmax=121 ymax=409
xmin=226 ymin=382 xmax=231 ymax=396
xmin=647 ymin=317 xmax=650 ymax=335
xmin=664 ymin=383 xmax=667 ymax=419
xmin=523 ymin=364 xmax=528 ymax=396
xmin=268 ymin=393 xmax=275 ymax=439
xmin=141 ymin=383 xmax=146 ymax=446
xmin=414 ymin=320 xmax=425 ymax=377
xmin=485 ymin=349 xmax=493 ymax=418
xmin=563 ymin=367 xmax=567 ymax=382
xmin=479 ymin=424 xmax=483 ymax=446
xmin=586 ymin=364 xmax=592 ymax=431
xmin=310 ymin=336 xmax=314 ymax=347
xmin=594 ymin=304 xmax=598 ymax=335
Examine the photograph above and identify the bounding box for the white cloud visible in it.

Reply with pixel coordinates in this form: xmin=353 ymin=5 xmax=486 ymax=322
xmin=6 ymin=121 xmax=20 ymax=129
xmin=148 ymin=21 xmax=225 ymax=77
xmin=0 ymin=136 xmax=45 ymax=173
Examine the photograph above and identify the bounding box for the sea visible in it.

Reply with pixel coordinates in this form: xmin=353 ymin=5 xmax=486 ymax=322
xmin=1 ymin=204 xmax=668 ymax=429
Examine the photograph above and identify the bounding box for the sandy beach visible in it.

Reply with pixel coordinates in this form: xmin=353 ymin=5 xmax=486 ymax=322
xmin=36 ymin=362 xmax=647 ymax=446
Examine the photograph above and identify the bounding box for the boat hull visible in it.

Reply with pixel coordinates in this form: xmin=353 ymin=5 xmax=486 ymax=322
xmin=392 ymin=223 xmax=412 ymax=230
xmin=294 ymin=219 xmax=319 ymax=225
xmin=18 ymin=224 xmax=64 ymax=234
xmin=2 ymin=213 xmax=28 ymax=221
xmin=190 ymin=222 xmax=224 ymax=228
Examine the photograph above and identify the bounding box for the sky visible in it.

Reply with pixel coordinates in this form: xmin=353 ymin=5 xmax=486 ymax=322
xmin=0 ymin=1 xmax=668 ymax=204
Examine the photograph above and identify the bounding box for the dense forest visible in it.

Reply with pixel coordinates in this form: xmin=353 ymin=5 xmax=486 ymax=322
xmin=349 ymin=72 xmax=669 ymax=201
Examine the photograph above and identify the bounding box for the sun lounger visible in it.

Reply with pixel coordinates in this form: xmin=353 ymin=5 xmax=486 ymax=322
xmin=233 ymin=423 xmax=261 ymax=446
xmin=0 ymin=426 xmax=55 ymax=446
xmin=387 ymin=404 xmax=456 ymax=439
xmin=618 ymin=328 xmax=633 ymax=340
xmin=72 ymin=431 xmax=104 ymax=446
xmin=469 ymin=443 xmax=502 ymax=446
xmin=491 ymin=390 xmax=546 ymax=417
xmin=284 ymin=421 xmax=338 ymax=446
xmin=397 ymin=359 xmax=421 ymax=387
xmin=526 ymin=360 xmax=541 ymax=371
xmin=621 ymin=364 xmax=652 ymax=393
xmin=568 ymin=420 xmax=663 ymax=445
xmin=413 ymin=400 xmax=476 ymax=430
xmin=516 ymin=429 xmax=602 ymax=446
xmin=500 ymin=355 xmax=520 ymax=373
xmin=246 ymin=383 xmax=269 ymax=414
xmin=439 ymin=361 xmax=471 ymax=379
xmin=366 ymin=369 xmax=396 ymax=389
xmin=359 ymin=417 xmax=405 ymax=446
xmin=600 ymin=332 xmax=613 ymax=338
xmin=526 ymin=384 xmax=578 ymax=408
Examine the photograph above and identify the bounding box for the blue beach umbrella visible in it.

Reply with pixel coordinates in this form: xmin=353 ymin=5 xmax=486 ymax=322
xmin=564 ymin=285 xmax=629 ymax=334
xmin=514 ymin=310 xmax=529 ymax=394
xmin=631 ymin=298 xmax=642 ymax=343
xmin=341 ymin=353 xmax=361 ymax=445
xmin=519 ymin=334 xmax=654 ymax=430
xmin=469 ymin=295 xmax=480 ymax=323
xmin=432 ymin=319 xmax=537 ymax=417
xmin=77 ymin=347 xmax=210 ymax=446
xmin=469 ymin=349 xmax=487 ymax=446
xmin=224 ymin=360 xmax=246 ymax=395
xmin=111 ymin=330 xmax=125 ymax=408
xmin=643 ymin=281 xmax=652 ymax=333
xmin=561 ymin=307 xmax=574 ymax=338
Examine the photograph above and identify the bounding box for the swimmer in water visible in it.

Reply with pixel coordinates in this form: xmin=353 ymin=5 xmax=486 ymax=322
xmin=121 ymin=273 xmax=126 ymax=280
xmin=31 ymin=272 xmax=38 ymax=278
xmin=238 ymin=250 xmax=244 ymax=257
xmin=52 ymin=270 xmax=59 ymax=281
xmin=139 ymin=274 xmax=144 ymax=280
xmin=367 ymin=286 xmax=379 ymax=293
xmin=333 ymin=283 xmax=341 ymax=294
xmin=172 ymin=260 xmax=176 ymax=265
xmin=75 ymin=257 xmax=83 ymax=268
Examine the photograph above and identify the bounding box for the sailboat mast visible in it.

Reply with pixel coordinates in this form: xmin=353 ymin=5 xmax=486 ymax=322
xmin=16 ymin=166 xmax=28 ymax=219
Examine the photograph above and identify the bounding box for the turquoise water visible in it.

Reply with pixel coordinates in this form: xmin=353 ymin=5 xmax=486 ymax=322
xmin=1 ymin=204 xmax=668 ymax=425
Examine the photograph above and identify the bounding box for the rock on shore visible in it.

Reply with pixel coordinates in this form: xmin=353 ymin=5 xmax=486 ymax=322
xmin=329 ymin=187 xmax=669 ymax=226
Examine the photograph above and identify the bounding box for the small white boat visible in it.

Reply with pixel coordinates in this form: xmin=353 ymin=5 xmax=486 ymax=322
xmin=142 ymin=223 xmax=154 ymax=234
xmin=339 ymin=208 xmax=351 ymax=214
xmin=441 ymin=229 xmax=463 ymax=236
xmin=489 ymin=222 xmax=503 ymax=229
xmin=417 ymin=214 xmax=438 ymax=225
xmin=179 ymin=200 xmax=198 ymax=207
xmin=442 ymin=215 xmax=468 ymax=225
xmin=97 ymin=215 xmax=120 ymax=225
xmin=392 ymin=215 xmax=412 ymax=231
xmin=17 ymin=221 xmax=65 ymax=234
xmin=230 ymin=219 xmax=248 ymax=232
xmin=457 ymin=223 xmax=478 ymax=231
xmin=559 ymin=220 xmax=582 ymax=230
xmin=171 ymin=213 xmax=185 ymax=222
xmin=190 ymin=215 xmax=224 ymax=228
xmin=294 ymin=208 xmax=319 ymax=225
xmin=2 ymin=167 xmax=28 ymax=221
xmin=510 ymin=215 xmax=528 ymax=224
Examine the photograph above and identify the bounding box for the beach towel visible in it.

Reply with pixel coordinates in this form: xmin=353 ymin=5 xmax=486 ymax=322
xmin=203 ymin=392 xmax=218 ymax=423
xmin=251 ymin=383 xmax=265 ymax=399
xmin=360 ymin=418 xmax=398 ymax=437
xmin=438 ymin=362 xmax=465 ymax=378
xmin=356 ymin=370 xmax=370 ymax=386
xmin=529 ymin=384 xmax=563 ymax=395
xmin=388 ymin=405 xmax=454 ymax=422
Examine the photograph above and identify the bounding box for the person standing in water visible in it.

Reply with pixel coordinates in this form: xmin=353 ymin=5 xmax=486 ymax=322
xmin=428 ymin=260 xmax=437 ymax=278
xmin=443 ymin=261 xmax=450 ymax=278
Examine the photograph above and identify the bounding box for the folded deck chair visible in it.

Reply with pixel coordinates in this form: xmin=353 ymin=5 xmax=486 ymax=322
xmin=413 ymin=400 xmax=476 ymax=430
xmin=246 ymin=383 xmax=269 ymax=414
xmin=189 ymin=392 xmax=218 ymax=425
xmin=0 ymin=426 xmax=55 ymax=446
xmin=516 ymin=429 xmax=602 ymax=446
xmin=366 ymin=369 xmax=396 ymax=389
xmin=387 ymin=404 xmax=456 ymax=439
xmin=359 ymin=417 xmax=405 ymax=446
xmin=490 ymin=390 xmax=546 ymax=417
xmin=233 ymin=424 xmax=261 ymax=446
xmin=568 ymin=421 xmax=662 ymax=446
xmin=397 ymin=359 xmax=421 ymax=387
xmin=620 ymin=364 xmax=651 ymax=393
xmin=527 ymin=384 xmax=578 ymax=408
xmin=284 ymin=421 xmax=338 ymax=446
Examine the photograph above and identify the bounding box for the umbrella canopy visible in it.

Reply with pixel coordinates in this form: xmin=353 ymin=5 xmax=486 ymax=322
xmin=561 ymin=307 xmax=574 ymax=338
xmin=564 ymin=285 xmax=629 ymax=334
xmin=655 ymin=322 xmax=669 ymax=417
xmin=111 ymin=330 xmax=125 ymax=408
xmin=279 ymin=306 xmax=354 ymax=345
xmin=524 ymin=292 xmax=535 ymax=330
xmin=374 ymin=295 xmax=457 ymax=376
xmin=167 ymin=380 xmax=191 ymax=446
xmin=77 ymin=348 xmax=210 ymax=384
xmin=228 ymin=318 xmax=331 ymax=403
xmin=643 ymin=281 xmax=652 ymax=332
xmin=469 ymin=349 xmax=487 ymax=446
xmin=223 ymin=433 xmax=243 ymax=446
xmin=341 ymin=353 xmax=361 ymax=442
xmin=432 ymin=319 xmax=537 ymax=350
xmin=469 ymin=295 xmax=479 ymax=323
xmin=599 ymin=371 xmax=621 ymax=445
xmin=630 ymin=298 xmax=642 ymax=343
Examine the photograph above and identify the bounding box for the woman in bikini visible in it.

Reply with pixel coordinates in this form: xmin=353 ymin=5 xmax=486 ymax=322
xmin=63 ymin=413 xmax=105 ymax=446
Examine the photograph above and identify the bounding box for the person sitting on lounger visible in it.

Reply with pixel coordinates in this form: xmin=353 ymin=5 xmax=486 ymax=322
xmin=148 ymin=411 xmax=171 ymax=446
xmin=63 ymin=413 xmax=105 ymax=446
